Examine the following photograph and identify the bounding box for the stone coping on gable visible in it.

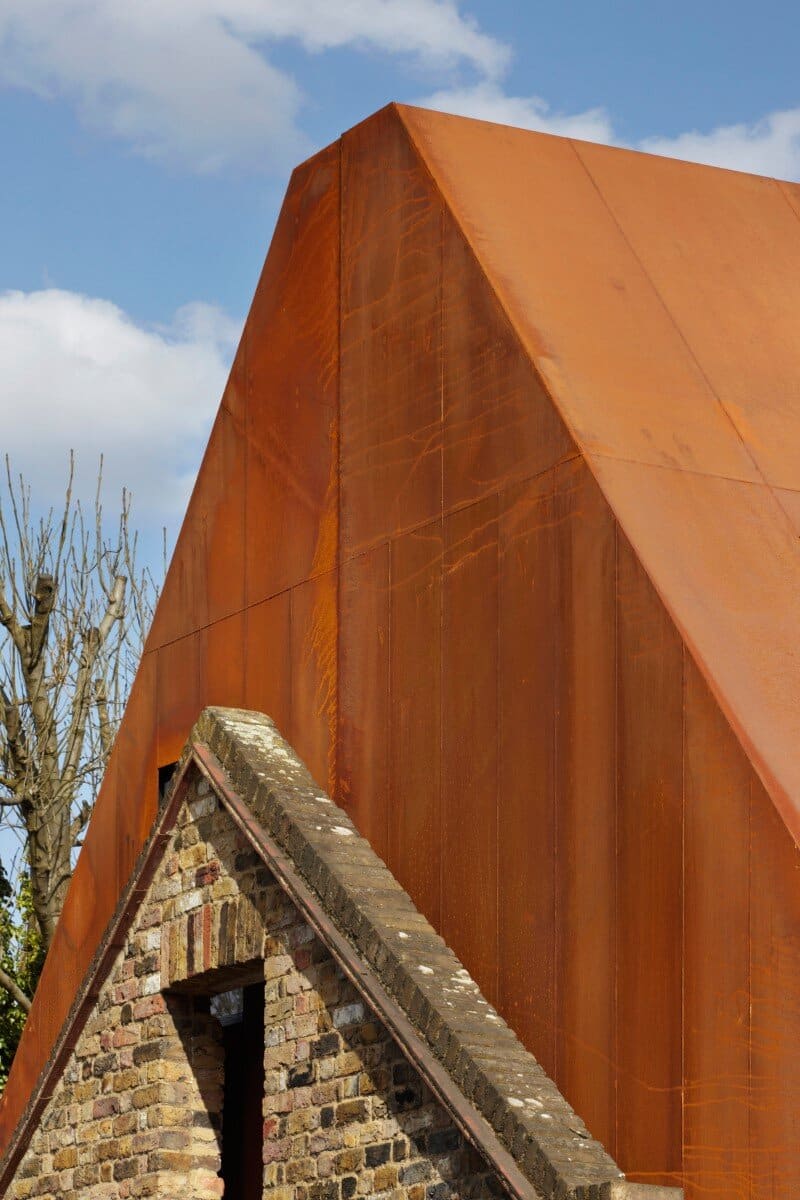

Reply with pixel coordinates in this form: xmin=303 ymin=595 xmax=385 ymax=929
xmin=196 ymin=707 xmax=682 ymax=1200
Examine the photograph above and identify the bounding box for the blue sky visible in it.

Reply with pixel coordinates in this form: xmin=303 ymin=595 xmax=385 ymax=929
xmin=1 ymin=0 xmax=799 ymax=554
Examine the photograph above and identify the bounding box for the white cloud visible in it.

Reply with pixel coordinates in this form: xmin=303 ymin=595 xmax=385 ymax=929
xmin=0 ymin=289 xmax=238 ymax=527
xmin=423 ymin=83 xmax=800 ymax=182
xmin=422 ymin=85 xmax=800 ymax=184
xmin=3 ymin=1 xmax=797 ymax=181
xmin=640 ymin=108 xmax=800 ymax=180
xmin=228 ymin=0 xmax=508 ymax=76
xmin=420 ymin=81 xmax=615 ymax=146
xmin=0 ymin=0 xmax=507 ymax=173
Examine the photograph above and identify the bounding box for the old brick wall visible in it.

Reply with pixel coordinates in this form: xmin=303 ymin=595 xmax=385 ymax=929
xmin=7 ymin=770 xmax=506 ymax=1199
xmin=258 ymin=878 xmax=501 ymax=1200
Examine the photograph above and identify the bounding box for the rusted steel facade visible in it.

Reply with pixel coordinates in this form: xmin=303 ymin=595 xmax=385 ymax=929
xmin=2 ymin=104 xmax=799 ymax=1199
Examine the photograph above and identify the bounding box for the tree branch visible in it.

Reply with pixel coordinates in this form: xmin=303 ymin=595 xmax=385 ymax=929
xmin=0 ymin=683 xmax=28 ymax=794
xmin=97 ymin=575 xmax=126 ymax=643
xmin=0 ymin=966 xmax=31 ymax=1014
xmin=94 ymin=676 xmax=113 ymax=760
xmin=28 ymin=573 xmax=56 ymax=668
xmin=0 ymin=457 xmax=156 ymax=959
xmin=59 ymin=630 xmax=98 ymax=804
xmin=69 ymin=799 xmax=92 ymax=845
xmin=0 ymin=581 xmax=27 ymax=660
xmin=61 ymin=575 xmax=126 ymax=799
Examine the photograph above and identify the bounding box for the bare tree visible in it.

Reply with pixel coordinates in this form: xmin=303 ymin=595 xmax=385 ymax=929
xmin=0 ymin=455 xmax=158 ymax=1014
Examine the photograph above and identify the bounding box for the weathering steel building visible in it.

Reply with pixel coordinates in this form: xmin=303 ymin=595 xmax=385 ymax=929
xmin=1 ymin=105 xmax=799 ymax=1200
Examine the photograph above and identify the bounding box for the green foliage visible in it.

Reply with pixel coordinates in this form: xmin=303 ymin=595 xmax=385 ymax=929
xmin=0 ymin=863 xmax=44 ymax=1088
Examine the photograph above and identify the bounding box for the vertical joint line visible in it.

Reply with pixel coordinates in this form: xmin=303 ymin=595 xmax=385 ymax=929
xmin=680 ymin=643 xmax=686 ymax=1178
xmin=551 ymin=467 xmax=559 ymax=1078
xmin=335 ymin=136 xmax=343 ymax=801
xmin=618 ymin=520 xmax=623 ymax=1156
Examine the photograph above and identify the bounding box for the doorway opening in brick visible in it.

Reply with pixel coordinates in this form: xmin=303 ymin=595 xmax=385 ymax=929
xmin=157 ymin=761 xmax=178 ymax=804
xmin=213 ymin=980 xmax=265 ymax=1199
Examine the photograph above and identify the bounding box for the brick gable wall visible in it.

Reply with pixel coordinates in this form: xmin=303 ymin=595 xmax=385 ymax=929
xmin=7 ymin=772 xmax=503 ymax=1200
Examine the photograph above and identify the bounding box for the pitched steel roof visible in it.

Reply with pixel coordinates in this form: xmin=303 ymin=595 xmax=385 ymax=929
xmin=399 ymin=103 xmax=800 ymax=847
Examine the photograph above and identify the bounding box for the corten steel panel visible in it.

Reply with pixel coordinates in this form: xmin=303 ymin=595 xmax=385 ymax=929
xmin=591 ymin=457 xmax=800 ymax=847
xmin=340 ymin=106 xmax=443 ymax=557
xmin=401 ymin=102 xmax=800 ymax=850
xmin=114 ymin=651 xmax=159 ymax=886
xmin=778 ymin=178 xmax=800 ymax=221
xmin=616 ymin=535 xmax=683 ymax=1182
xmin=497 ymin=470 xmax=557 ymax=1078
xmin=399 ymin=105 xmax=760 ymax=483
xmin=442 ymin=209 xmax=575 ymax=514
xmin=682 ymin=657 xmax=750 ymax=1200
xmin=156 ymin=629 xmax=204 ymax=767
xmin=0 ymin=1000 xmax=38 ymax=1150
xmin=441 ymin=494 xmax=499 ymax=1005
xmin=553 ymin=459 xmax=617 ymax=1156
xmin=289 ymin=569 xmax=338 ymax=795
xmin=203 ymin=608 xmax=246 ymax=710
xmin=772 ymin=486 xmax=800 ymax=537
xmin=389 ymin=520 xmax=443 ymax=929
xmin=337 ymin=544 xmax=390 ymax=860
xmin=243 ymin=592 xmax=292 ymax=735
xmin=576 ymin=141 xmax=800 ymax=492
xmin=749 ymin=782 xmax=800 ymax=1200
xmin=64 ymin=746 xmax=119 ymax=967
xmin=146 ymin=402 xmax=246 ymax=650
xmin=204 ymin=404 xmax=247 ymax=629
xmin=245 ymin=144 xmax=339 ymax=605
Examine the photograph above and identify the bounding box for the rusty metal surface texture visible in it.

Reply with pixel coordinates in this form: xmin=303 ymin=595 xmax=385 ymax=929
xmin=388 ymin=519 xmax=443 ymax=931
xmin=336 ymin=543 xmax=391 ymax=860
xmin=244 ymin=146 xmax=339 ymax=606
xmin=497 ymin=470 xmax=558 ymax=1077
xmin=749 ymin=782 xmax=800 ymax=1199
xmin=441 ymin=493 xmax=500 ymax=1006
xmin=551 ymin=459 xmax=617 ymax=1157
xmin=400 ymin=103 xmax=800 ymax=848
xmin=442 ymin=211 xmax=575 ymax=512
xmin=682 ymin=657 xmax=751 ymax=1195
xmin=3 ymin=104 xmax=800 ymax=1200
xmin=243 ymin=591 xmax=292 ymax=732
xmin=615 ymin=536 xmax=684 ymax=1182
xmin=340 ymin=107 xmax=443 ymax=558
xmin=288 ymin=568 xmax=338 ymax=796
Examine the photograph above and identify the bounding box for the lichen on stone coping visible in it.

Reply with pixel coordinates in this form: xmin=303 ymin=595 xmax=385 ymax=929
xmin=195 ymin=707 xmax=677 ymax=1200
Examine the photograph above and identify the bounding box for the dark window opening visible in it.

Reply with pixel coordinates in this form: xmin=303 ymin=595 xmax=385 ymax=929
xmin=214 ymin=981 xmax=265 ymax=1199
xmin=158 ymin=761 xmax=178 ymax=804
